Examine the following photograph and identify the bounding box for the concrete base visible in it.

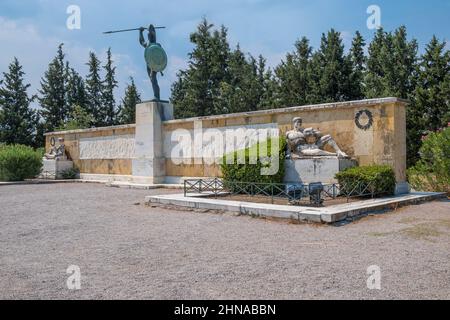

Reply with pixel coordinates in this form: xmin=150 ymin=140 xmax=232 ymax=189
xmin=284 ymin=157 xmax=356 ymax=184
xmin=109 ymin=181 xmax=183 ymax=190
xmin=146 ymin=192 xmax=446 ymax=224
xmin=132 ymin=101 xmax=174 ymax=184
xmin=395 ymin=182 xmax=411 ymax=195
xmin=164 ymin=176 xmax=214 ymax=184
xmin=41 ymin=159 xmax=73 ymax=179
xmin=80 ymin=173 xmax=134 ymax=183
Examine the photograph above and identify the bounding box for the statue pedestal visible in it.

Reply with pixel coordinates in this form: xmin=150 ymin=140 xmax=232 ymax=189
xmin=41 ymin=159 xmax=74 ymax=180
xmin=284 ymin=156 xmax=356 ymax=184
xmin=132 ymin=100 xmax=174 ymax=184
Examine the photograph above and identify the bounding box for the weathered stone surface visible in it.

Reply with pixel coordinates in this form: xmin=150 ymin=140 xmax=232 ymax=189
xmin=79 ymin=134 xmax=135 ymax=160
xmin=163 ymin=122 xmax=279 ymax=160
xmin=44 ymin=98 xmax=408 ymax=185
xmin=41 ymin=160 xmax=74 ymax=179
xmin=132 ymin=101 xmax=173 ymax=183
xmin=284 ymin=157 xmax=356 ymax=184
xmin=146 ymin=191 xmax=446 ymax=224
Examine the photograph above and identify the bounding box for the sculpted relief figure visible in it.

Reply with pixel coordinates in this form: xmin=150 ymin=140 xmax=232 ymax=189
xmin=44 ymin=137 xmax=67 ymax=160
xmin=286 ymin=117 xmax=349 ymax=159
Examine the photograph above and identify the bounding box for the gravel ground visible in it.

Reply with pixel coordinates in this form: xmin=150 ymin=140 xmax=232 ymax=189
xmin=0 ymin=183 xmax=449 ymax=300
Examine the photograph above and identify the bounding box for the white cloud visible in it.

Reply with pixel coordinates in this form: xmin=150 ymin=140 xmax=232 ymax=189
xmin=0 ymin=16 xmax=141 ymax=108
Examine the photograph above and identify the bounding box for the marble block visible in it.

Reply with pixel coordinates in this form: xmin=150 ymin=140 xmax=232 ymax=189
xmin=284 ymin=156 xmax=356 ymax=184
xmin=41 ymin=159 xmax=74 ymax=180
xmin=132 ymin=100 xmax=173 ymax=184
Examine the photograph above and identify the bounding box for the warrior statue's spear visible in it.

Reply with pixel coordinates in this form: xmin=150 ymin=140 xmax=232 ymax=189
xmin=103 ymin=26 xmax=166 ymax=34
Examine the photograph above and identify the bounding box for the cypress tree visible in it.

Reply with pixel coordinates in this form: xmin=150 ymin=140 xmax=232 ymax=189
xmin=364 ymin=28 xmax=387 ymax=98
xmin=118 ymin=77 xmax=141 ymax=124
xmin=275 ymin=37 xmax=312 ymax=107
xmin=0 ymin=57 xmax=38 ymax=146
xmin=102 ymin=48 xmax=118 ymax=126
xmin=172 ymin=19 xmax=230 ymax=118
xmin=311 ymin=29 xmax=353 ymax=103
xmin=216 ymin=45 xmax=251 ymax=114
xmin=65 ymin=63 xmax=87 ymax=117
xmin=38 ymin=44 xmax=68 ymax=131
xmin=365 ymin=26 xmax=418 ymax=99
xmin=390 ymin=26 xmax=418 ymax=99
xmin=408 ymin=36 xmax=450 ymax=165
xmin=85 ymin=51 xmax=103 ymax=126
xmin=349 ymin=31 xmax=366 ymax=100
xmin=256 ymin=55 xmax=277 ymax=110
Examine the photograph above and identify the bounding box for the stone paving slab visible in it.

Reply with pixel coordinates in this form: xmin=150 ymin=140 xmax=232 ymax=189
xmin=146 ymin=192 xmax=446 ymax=223
xmin=0 ymin=179 xmax=78 ymax=186
xmin=108 ymin=181 xmax=183 ymax=190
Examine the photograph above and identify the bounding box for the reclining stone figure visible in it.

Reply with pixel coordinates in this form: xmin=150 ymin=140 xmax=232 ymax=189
xmin=286 ymin=117 xmax=349 ymax=159
xmin=44 ymin=137 xmax=67 ymax=161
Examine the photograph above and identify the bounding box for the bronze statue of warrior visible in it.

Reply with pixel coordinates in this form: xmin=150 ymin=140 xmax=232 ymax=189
xmin=139 ymin=24 xmax=168 ymax=101
xmin=103 ymin=24 xmax=167 ymax=101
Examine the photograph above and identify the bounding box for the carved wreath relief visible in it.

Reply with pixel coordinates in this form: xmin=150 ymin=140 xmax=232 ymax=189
xmin=355 ymin=109 xmax=373 ymax=131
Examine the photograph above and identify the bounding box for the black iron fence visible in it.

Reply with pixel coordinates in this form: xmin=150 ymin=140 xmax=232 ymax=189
xmin=183 ymin=177 xmax=392 ymax=206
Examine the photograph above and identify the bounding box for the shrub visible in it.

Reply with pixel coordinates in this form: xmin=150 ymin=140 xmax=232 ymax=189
xmin=220 ymin=137 xmax=286 ymax=184
xmin=335 ymin=165 xmax=396 ymax=196
xmin=0 ymin=145 xmax=43 ymax=181
xmin=60 ymin=167 xmax=80 ymax=180
xmin=408 ymin=126 xmax=450 ymax=193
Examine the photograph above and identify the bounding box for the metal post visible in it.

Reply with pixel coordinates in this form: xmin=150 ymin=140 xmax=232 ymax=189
xmin=271 ymin=184 xmax=274 ymax=204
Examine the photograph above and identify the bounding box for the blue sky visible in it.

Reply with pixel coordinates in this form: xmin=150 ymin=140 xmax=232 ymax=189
xmin=0 ymin=0 xmax=449 ymax=103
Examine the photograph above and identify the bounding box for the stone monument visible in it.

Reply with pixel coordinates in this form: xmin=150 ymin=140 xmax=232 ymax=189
xmin=284 ymin=117 xmax=356 ymax=183
xmin=102 ymin=24 xmax=173 ymax=184
xmin=41 ymin=137 xmax=74 ymax=179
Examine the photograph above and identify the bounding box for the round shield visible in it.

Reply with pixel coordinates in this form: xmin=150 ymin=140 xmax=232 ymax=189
xmin=144 ymin=44 xmax=168 ymax=72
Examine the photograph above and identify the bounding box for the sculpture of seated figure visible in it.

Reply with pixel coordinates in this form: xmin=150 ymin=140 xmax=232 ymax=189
xmin=44 ymin=137 xmax=67 ymax=160
xmin=286 ymin=117 xmax=349 ymax=159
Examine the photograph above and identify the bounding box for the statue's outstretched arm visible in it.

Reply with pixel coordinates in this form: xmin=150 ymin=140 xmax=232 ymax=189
xmin=139 ymin=28 xmax=148 ymax=48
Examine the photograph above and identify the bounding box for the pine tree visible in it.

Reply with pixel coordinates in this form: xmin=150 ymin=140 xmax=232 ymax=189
xmin=390 ymin=26 xmax=418 ymax=99
xmin=0 ymin=58 xmax=38 ymax=146
xmin=274 ymin=37 xmax=312 ymax=107
xmin=256 ymin=55 xmax=276 ymax=109
xmin=365 ymin=26 xmax=418 ymax=99
xmin=102 ymin=48 xmax=118 ymax=126
xmin=38 ymin=44 xmax=68 ymax=132
xmin=407 ymin=36 xmax=450 ymax=165
xmin=65 ymin=63 xmax=87 ymax=117
xmin=215 ymin=45 xmax=252 ymax=114
xmin=59 ymin=105 xmax=94 ymax=131
xmin=85 ymin=51 xmax=103 ymax=126
xmin=172 ymin=19 xmax=230 ymax=118
xmin=118 ymin=77 xmax=141 ymax=124
xmin=364 ymin=28 xmax=387 ymax=98
xmin=349 ymin=31 xmax=366 ymax=100
xmin=309 ymin=29 xmax=353 ymax=103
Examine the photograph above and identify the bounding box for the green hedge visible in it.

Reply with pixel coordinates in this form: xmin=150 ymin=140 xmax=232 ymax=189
xmin=407 ymin=127 xmax=449 ymax=193
xmin=0 ymin=145 xmax=43 ymax=181
xmin=335 ymin=165 xmax=396 ymax=196
xmin=220 ymin=137 xmax=286 ymax=183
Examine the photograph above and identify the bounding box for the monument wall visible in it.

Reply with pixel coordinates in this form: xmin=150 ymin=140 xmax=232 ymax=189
xmin=45 ymin=124 xmax=136 ymax=178
xmin=45 ymin=97 xmax=407 ymax=184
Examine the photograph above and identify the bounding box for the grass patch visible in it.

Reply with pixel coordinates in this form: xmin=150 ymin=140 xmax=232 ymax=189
xmin=399 ymin=224 xmax=443 ymax=240
xmin=368 ymin=231 xmax=392 ymax=237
